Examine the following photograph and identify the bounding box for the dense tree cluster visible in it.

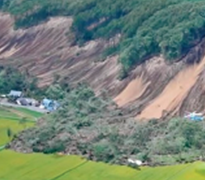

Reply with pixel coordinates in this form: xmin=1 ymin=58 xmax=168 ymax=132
xmin=2 ymin=0 xmax=205 ymax=75
xmin=0 ymin=66 xmax=44 ymax=99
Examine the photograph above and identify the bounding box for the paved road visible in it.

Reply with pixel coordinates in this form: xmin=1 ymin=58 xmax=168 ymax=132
xmin=0 ymin=102 xmax=47 ymax=113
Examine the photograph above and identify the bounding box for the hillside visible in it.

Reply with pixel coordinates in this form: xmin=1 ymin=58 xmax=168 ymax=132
xmin=0 ymin=1 xmax=204 ymax=119
xmin=2 ymin=0 xmax=205 ymax=70
xmin=2 ymin=1 xmax=205 ymax=179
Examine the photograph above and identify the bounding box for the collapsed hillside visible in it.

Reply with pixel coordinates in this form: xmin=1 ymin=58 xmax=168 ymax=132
xmin=2 ymin=0 xmax=205 ymax=168
xmin=0 ymin=13 xmax=122 ymax=94
xmin=0 ymin=12 xmax=205 ymax=119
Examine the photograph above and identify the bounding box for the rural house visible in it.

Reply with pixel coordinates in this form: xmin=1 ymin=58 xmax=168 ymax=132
xmin=8 ymin=90 xmax=23 ymax=98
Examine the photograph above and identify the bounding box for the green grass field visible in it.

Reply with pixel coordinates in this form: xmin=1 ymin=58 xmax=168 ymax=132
xmin=0 ymin=106 xmax=40 ymax=146
xmin=1 ymin=107 xmax=205 ymax=180
xmin=0 ymin=150 xmax=205 ymax=180
xmin=0 ymin=106 xmax=43 ymax=121
xmin=0 ymin=119 xmax=33 ymax=146
xmin=14 ymin=107 xmax=43 ymax=118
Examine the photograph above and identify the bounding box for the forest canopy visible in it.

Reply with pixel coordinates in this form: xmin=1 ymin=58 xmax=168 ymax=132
xmin=2 ymin=0 xmax=205 ymax=73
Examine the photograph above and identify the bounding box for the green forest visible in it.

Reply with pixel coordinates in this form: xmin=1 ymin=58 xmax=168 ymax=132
xmin=1 ymin=0 xmax=205 ymax=74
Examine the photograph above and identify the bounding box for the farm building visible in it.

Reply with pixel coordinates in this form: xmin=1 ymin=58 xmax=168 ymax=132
xmin=41 ymin=98 xmax=59 ymax=112
xmin=8 ymin=90 xmax=22 ymax=98
xmin=16 ymin=98 xmax=39 ymax=106
xmin=16 ymin=98 xmax=28 ymax=106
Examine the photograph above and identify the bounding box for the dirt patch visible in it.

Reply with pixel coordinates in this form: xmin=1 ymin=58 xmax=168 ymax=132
xmin=114 ymin=74 xmax=150 ymax=107
xmin=137 ymin=57 xmax=205 ymax=120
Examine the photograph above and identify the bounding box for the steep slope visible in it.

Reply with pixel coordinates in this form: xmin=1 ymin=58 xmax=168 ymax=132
xmin=0 ymin=12 xmax=205 ymax=119
xmin=114 ymin=40 xmax=205 ymax=119
xmin=0 ymin=13 xmax=122 ymax=96
xmin=138 ymin=56 xmax=205 ymax=119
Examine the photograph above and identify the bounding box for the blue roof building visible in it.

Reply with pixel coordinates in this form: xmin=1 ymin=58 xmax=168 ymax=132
xmin=42 ymin=98 xmax=60 ymax=112
xmin=184 ymin=112 xmax=204 ymax=121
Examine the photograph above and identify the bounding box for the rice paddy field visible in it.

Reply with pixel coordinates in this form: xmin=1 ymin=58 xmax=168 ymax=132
xmin=0 ymin=106 xmax=36 ymax=146
xmin=1 ymin=106 xmax=205 ymax=180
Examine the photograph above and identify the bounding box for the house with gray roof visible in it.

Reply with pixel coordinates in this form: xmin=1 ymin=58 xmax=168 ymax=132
xmin=8 ymin=90 xmax=23 ymax=98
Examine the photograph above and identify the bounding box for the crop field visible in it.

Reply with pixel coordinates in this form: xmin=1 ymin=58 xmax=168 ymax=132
xmin=0 ymin=106 xmax=42 ymax=121
xmin=1 ymin=150 xmax=205 ymax=180
xmin=1 ymin=107 xmax=205 ymax=180
xmin=14 ymin=107 xmax=43 ymax=118
xmin=0 ymin=119 xmax=33 ymax=146
xmin=0 ymin=106 xmax=40 ymax=146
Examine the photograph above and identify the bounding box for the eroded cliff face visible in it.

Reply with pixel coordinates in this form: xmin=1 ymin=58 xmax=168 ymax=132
xmin=0 ymin=13 xmax=122 ymax=96
xmin=115 ymin=39 xmax=205 ymax=120
xmin=0 ymin=12 xmax=205 ymax=120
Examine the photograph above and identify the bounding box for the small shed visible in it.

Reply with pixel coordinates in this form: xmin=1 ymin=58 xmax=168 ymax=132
xmin=8 ymin=90 xmax=22 ymax=98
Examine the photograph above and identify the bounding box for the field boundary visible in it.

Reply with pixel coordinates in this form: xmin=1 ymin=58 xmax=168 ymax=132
xmin=50 ymin=160 xmax=88 ymax=180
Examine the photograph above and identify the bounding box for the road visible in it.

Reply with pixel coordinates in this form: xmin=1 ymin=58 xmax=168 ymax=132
xmin=0 ymin=102 xmax=47 ymax=113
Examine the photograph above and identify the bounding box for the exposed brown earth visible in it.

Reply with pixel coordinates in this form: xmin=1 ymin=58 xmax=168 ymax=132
xmin=0 ymin=13 xmax=122 ymax=96
xmin=137 ymin=57 xmax=205 ymax=120
xmin=1 ymin=12 xmax=205 ymax=120
xmin=114 ymin=74 xmax=150 ymax=107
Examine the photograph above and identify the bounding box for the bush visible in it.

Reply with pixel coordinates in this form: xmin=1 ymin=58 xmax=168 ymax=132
xmin=43 ymin=141 xmax=66 ymax=154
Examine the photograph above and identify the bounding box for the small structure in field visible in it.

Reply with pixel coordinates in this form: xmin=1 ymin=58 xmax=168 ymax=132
xmin=184 ymin=112 xmax=204 ymax=121
xmin=128 ymin=158 xmax=142 ymax=166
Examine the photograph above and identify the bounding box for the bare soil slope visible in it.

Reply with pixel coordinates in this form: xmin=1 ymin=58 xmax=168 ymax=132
xmin=137 ymin=57 xmax=205 ymax=119
xmin=1 ymin=13 xmax=205 ymax=120
xmin=0 ymin=13 xmax=121 ymax=95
